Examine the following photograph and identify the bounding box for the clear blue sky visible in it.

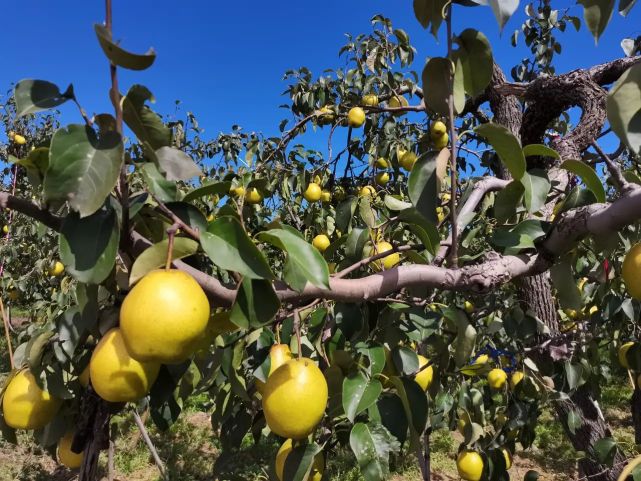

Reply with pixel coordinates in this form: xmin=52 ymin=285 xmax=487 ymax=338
xmin=1 ymin=1 xmax=640 ymax=151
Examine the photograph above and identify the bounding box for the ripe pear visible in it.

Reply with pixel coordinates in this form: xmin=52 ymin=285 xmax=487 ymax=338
xmin=303 ymin=183 xmax=322 ymax=202
xmin=90 ymin=328 xmax=160 ymax=403
xmin=2 ymin=369 xmax=61 ymax=429
xmin=120 ymin=269 xmax=210 ymax=363
xmin=262 ymin=358 xmax=328 ymax=439
xmin=58 ymin=432 xmax=84 ymax=469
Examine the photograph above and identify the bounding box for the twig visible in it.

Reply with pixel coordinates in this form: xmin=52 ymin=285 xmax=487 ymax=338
xmin=0 ymin=296 xmax=14 ymax=369
xmin=446 ymin=5 xmax=459 ymax=266
xmin=150 ymin=191 xmax=201 ymax=240
xmin=133 ymin=410 xmax=166 ymax=480
xmin=72 ymin=98 xmax=94 ymax=128
xmin=591 ymin=142 xmax=635 ymax=194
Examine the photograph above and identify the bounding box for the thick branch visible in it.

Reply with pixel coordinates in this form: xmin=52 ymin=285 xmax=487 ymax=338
xmin=0 ymin=192 xmax=62 ymax=231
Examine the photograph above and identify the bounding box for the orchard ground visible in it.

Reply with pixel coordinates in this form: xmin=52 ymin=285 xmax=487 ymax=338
xmin=0 ymin=328 xmax=634 ymax=481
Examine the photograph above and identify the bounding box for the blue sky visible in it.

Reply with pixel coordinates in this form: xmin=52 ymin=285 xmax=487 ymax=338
xmin=1 ymin=1 xmax=639 ymax=153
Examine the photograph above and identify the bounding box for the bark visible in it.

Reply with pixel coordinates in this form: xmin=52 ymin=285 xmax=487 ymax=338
xmin=516 ymin=274 xmax=559 ymax=334
xmin=556 ymin=386 xmax=626 ymax=481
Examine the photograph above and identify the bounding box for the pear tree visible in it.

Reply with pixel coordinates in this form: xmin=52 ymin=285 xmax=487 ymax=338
xmin=1 ymin=1 xmax=641 ymax=481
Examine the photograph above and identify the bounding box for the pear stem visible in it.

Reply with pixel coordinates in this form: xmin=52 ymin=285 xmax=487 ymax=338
xmin=165 ymin=223 xmax=180 ymax=271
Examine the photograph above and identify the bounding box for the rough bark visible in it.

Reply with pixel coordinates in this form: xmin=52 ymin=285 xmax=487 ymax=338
xmin=556 ymin=386 xmax=626 ymax=481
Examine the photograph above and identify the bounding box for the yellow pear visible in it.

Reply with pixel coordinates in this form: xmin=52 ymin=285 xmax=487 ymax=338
xmin=510 ymin=371 xmax=524 ymax=390
xmin=312 ymin=234 xmax=330 ymax=252
xmin=375 ymin=172 xmax=390 ymax=186
xmin=375 ymin=157 xmax=389 ymax=169
xmin=2 ymin=369 xmax=61 ymax=429
xmin=120 ymin=269 xmax=210 ymax=363
xmin=434 ymin=132 xmax=449 ymax=149
xmin=361 ymin=94 xmax=379 ymax=107
xmin=388 ymin=95 xmax=409 ymax=113
xmin=619 ymin=341 xmax=636 ymax=369
xmin=487 ymin=368 xmax=508 ymax=389
xmin=359 ymin=185 xmax=376 ymax=198
xmin=457 ymin=450 xmax=484 ymax=481
xmin=414 ymin=355 xmax=434 ymax=391
xmin=262 ymin=358 xmax=328 ymax=439
xmin=245 ymin=187 xmax=263 ymax=204
xmin=90 ymin=328 xmax=160 ymax=403
xmin=58 ymin=431 xmax=84 ymax=469
xmin=275 ymin=438 xmax=324 ymax=481
xmin=347 ymin=107 xmax=366 ymax=128
xmin=48 ymin=261 xmax=65 ymax=276
xmin=303 ymin=183 xmax=322 ymax=202
xmin=370 ymin=241 xmax=400 ymax=271
xmin=320 ymin=190 xmax=332 ymax=203
xmin=400 ymin=151 xmax=417 ymax=171
xmin=430 ymin=120 xmax=447 ymax=138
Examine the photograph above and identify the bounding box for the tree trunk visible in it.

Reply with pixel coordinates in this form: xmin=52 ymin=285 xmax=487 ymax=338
xmin=484 ymin=62 xmax=625 ymax=481
xmin=556 ymin=386 xmax=626 ymax=481
xmin=516 ymin=273 xmax=559 ymax=335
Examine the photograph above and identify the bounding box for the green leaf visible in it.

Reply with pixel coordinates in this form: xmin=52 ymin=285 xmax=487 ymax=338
xmin=408 ymin=150 xmax=448 ymax=223
xmin=282 ymin=443 xmax=323 ymax=481
xmin=201 ymin=216 xmax=273 ymax=280
xmin=397 ymin=207 xmax=440 ymax=255
xmin=560 ymin=160 xmax=606 ymax=203
xmin=183 ymin=181 xmax=232 ymax=202
xmin=493 ymin=180 xmax=524 ymax=223
xmin=155 ymin=147 xmax=201 ymax=181
xmin=59 ymin=205 xmax=119 ymax=284
xmin=45 ymin=124 xmax=123 ymax=218
xmin=489 ymin=0 xmax=519 ymax=31
xmin=413 ymin=0 xmax=449 ymax=37
xmin=376 ymin=394 xmax=408 ymax=445
xmin=578 ymin=0 xmax=615 ymax=42
xmin=492 ymin=219 xmax=546 ymax=254
xmin=9 ymin=147 xmax=49 ymax=187
xmin=475 ymin=123 xmax=526 ymax=179
xmin=343 ymin=372 xmax=383 ymax=423
xmin=350 ymin=423 xmax=400 ymax=481
xmin=14 ymin=79 xmax=72 ymax=117
xmin=593 ymin=437 xmax=618 ymax=466
xmin=94 ymin=24 xmax=156 ymax=70
xmin=520 ymin=170 xmax=551 ymax=213
xmin=567 ymin=410 xmax=583 ymax=435
xmin=550 ymin=261 xmax=582 ymax=310
xmin=453 ymin=29 xmax=494 ymax=97
xmin=359 ymin=196 xmax=377 ymax=228
xmin=453 ymin=316 xmax=477 ymax=368
xmin=230 ymin=278 xmax=280 ymax=329
xmin=522 ymin=144 xmax=560 ymax=159
xmin=422 ymin=57 xmax=453 ymax=116
xmin=122 ymin=85 xmax=172 ymax=150
xmin=164 ymin=202 xmax=208 ymax=234
xmin=607 ymin=62 xmax=641 ymax=155
xmin=140 ymin=163 xmax=178 ymax=202
xmin=384 ymin=195 xmax=413 ymax=211
xmin=130 ymin=238 xmax=198 ymax=285
xmin=257 ymin=228 xmax=329 ymax=290
xmin=392 ymin=346 xmax=419 ymax=375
